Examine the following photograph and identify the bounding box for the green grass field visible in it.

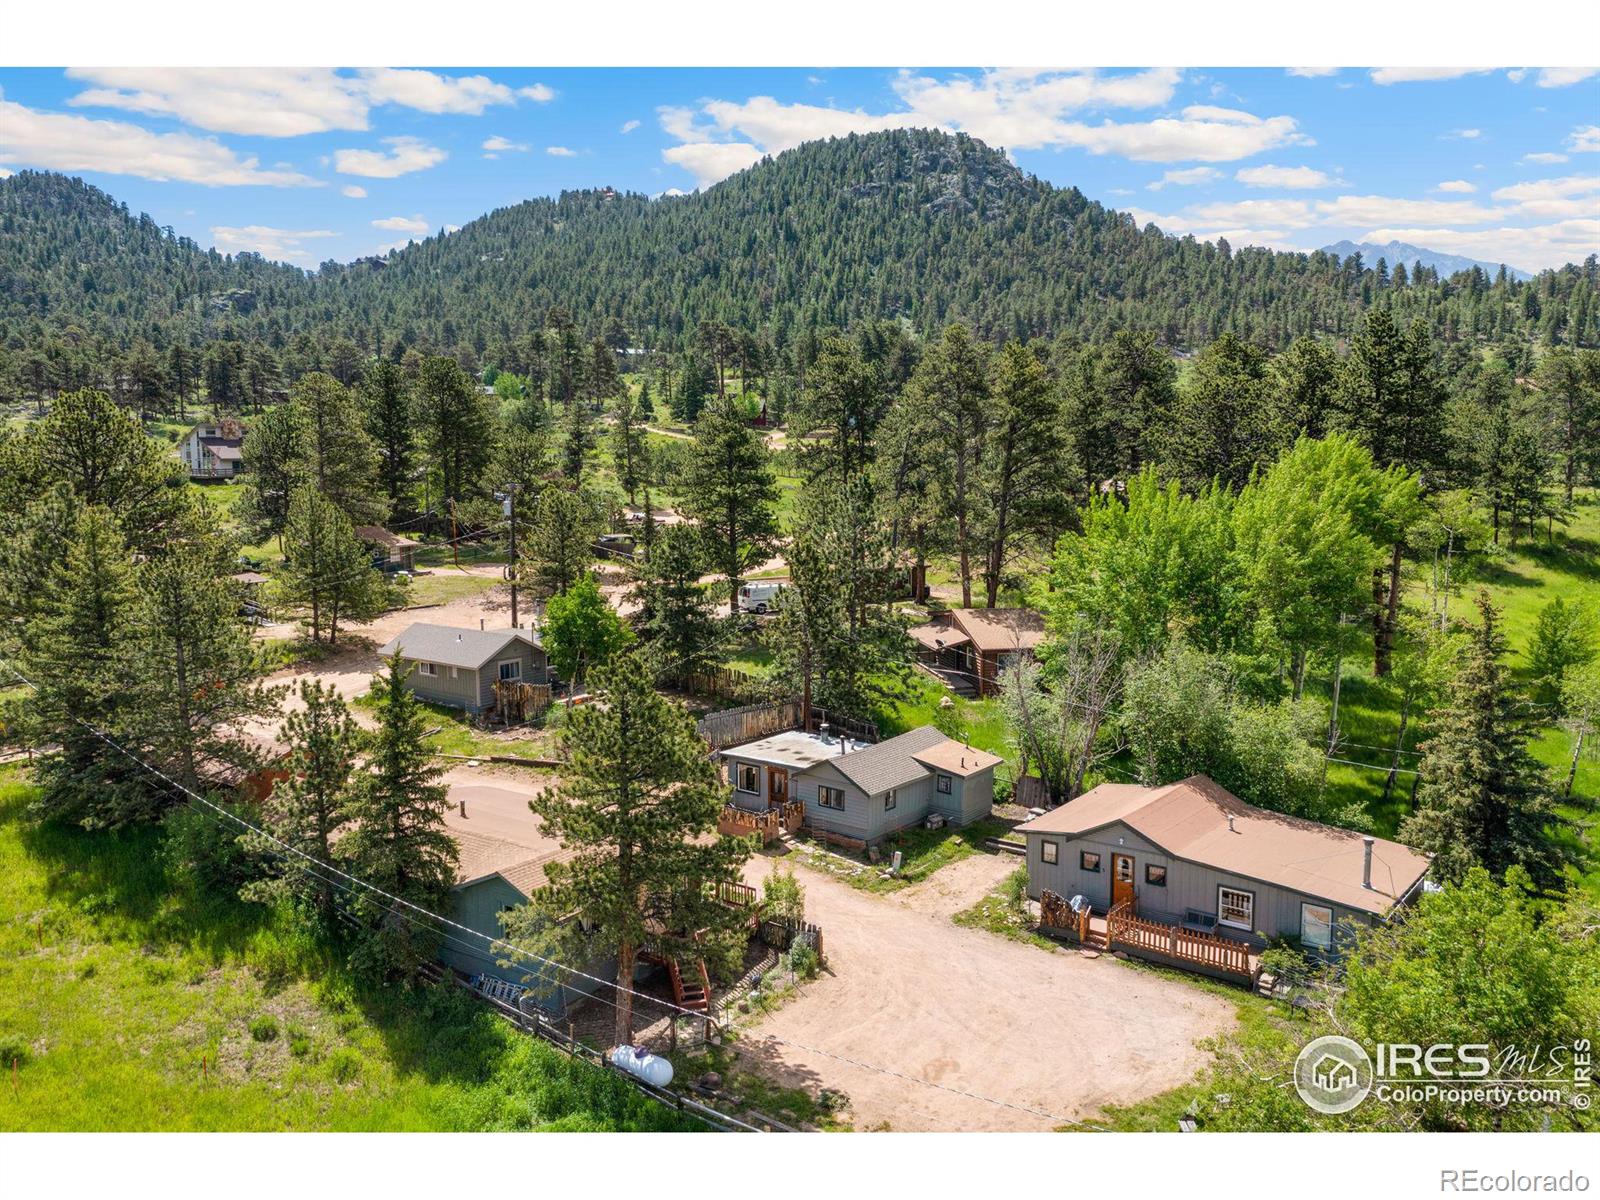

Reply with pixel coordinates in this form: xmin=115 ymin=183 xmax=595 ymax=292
xmin=0 ymin=771 xmax=692 ymax=1132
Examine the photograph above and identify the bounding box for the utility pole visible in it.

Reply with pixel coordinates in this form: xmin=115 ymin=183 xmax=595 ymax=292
xmin=449 ymin=497 xmax=458 ymax=568
xmin=504 ymin=483 xmax=521 ymax=629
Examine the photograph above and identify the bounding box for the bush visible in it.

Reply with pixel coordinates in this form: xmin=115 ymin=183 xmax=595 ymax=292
xmin=0 ymin=1032 xmax=31 ymax=1068
xmin=762 ymin=865 xmax=805 ymax=924
xmin=327 ymin=1047 xmax=363 ymax=1083
xmin=248 ymin=1014 xmax=279 ymax=1042
xmin=786 ymin=941 xmax=820 ymax=980
xmin=162 ymin=798 xmax=268 ymax=895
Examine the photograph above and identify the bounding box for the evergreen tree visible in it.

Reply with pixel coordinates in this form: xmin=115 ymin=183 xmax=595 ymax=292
xmin=1270 ymin=335 xmax=1340 ymax=439
xmin=359 ymin=359 xmax=416 ymax=517
xmin=789 ymin=335 xmax=886 ymax=485
xmin=237 ymin=402 xmax=305 ymax=548
xmin=608 ymin=391 xmax=650 ymax=504
xmin=1402 ymin=593 xmax=1575 ymax=889
xmin=504 ymin=652 xmax=752 ymax=1046
xmin=274 ymin=486 xmax=392 ymax=645
xmin=627 ymin=524 xmax=723 ymax=686
xmin=520 ymin=487 xmax=603 ymax=599
xmin=287 ymin=371 xmax=385 ymax=524
xmin=417 ymin=355 xmax=494 ymax=506
xmin=123 ymin=517 xmax=282 ymax=791
xmin=682 ymin=401 xmax=780 ymax=615
xmin=1164 ymin=332 xmax=1282 ymax=491
xmin=341 ymin=655 xmax=456 ymax=978
xmin=244 ymin=680 xmax=362 ymax=921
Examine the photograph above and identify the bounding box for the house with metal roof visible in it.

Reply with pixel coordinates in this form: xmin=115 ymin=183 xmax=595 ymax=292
xmin=910 ymin=607 xmax=1045 ymax=697
xmin=1015 ymin=775 xmax=1433 ymax=975
xmin=719 ymin=723 xmax=1001 ymax=849
xmin=377 ymin=622 xmax=549 ymax=712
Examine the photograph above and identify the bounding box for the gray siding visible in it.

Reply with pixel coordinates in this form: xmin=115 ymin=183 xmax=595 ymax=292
xmin=475 ymin=643 xmax=549 ymax=709
xmin=399 ymin=642 xmax=549 ymax=713
xmin=1023 ymin=820 xmax=1379 ymax=952
xmin=723 ymin=752 xmax=775 ymax=812
xmin=442 ymin=875 xmax=608 ymax=1016
xmin=796 ymin=761 xmax=994 ymax=844
xmin=406 ymin=661 xmax=482 ymax=710
xmin=795 ymin=760 xmax=875 ymax=842
xmin=929 ymin=770 xmax=993 ymax=825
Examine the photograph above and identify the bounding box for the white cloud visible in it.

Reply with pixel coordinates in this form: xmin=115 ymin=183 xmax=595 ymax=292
xmin=372 ymin=214 xmax=429 ymax=234
xmin=662 ymin=142 xmax=764 ymax=188
xmin=1235 ymin=163 xmax=1337 ymax=188
xmin=1317 ymin=194 xmax=1501 ymax=225
xmin=482 ymin=135 xmax=529 ymax=154
xmin=1286 ymin=68 xmax=1340 ymax=78
xmin=660 ymin=187 xmax=688 ymax=198
xmin=1569 ymin=125 xmax=1600 ymax=153
xmin=0 ymin=168 xmax=12 ymax=179
xmin=1122 ymin=206 xmax=1303 ymax=251
xmin=1524 ymin=152 xmax=1570 ymax=164
xmin=64 ymin=67 xmax=521 ymax=137
xmin=1516 ymin=68 xmax=1599 ymax=88
xmin=0 ymin=97 xmax=318 ymax=186
xmin=1491 ymin=174 xmax=1600 ymax=218
xmin=1447 ymin=128 xmax=1483 ymax=140
xmin=620 ymin=119 xmax=641 ymax=134
xmin=1370 ymin=68 xmax=1492 ymax=85
xmin=656 ymin=69 xmax=1312 ymax=186
xmin=517 ymin=83 xmax=556 ymax=103
xmin=1183 ymin=198 xmax=1317 ymax=228
xmin=210 ymin=224 xmax=336 ymax=265
xmin=1148 ymin=166 xmax=1221 ymax=190
xmin=1435 ymin=179 xmax=1477 ymax=193
xmin=1360 ymin=220 xmax=1598 ymax=271
xmin=333 ymin=136 xmax=447 ymax=178
xmin=545 ymin=145 xmax=578 ymax=157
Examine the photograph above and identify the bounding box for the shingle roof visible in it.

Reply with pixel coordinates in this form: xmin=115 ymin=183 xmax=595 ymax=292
xmin=911 ymin=740 xmax=1004 ymax=777
xmin=355 ymin=525 xmax=421 ymax=550
xmin=1015 ymin=775 xmax=1432 ymax=916
xmin=378 ymin=623 xmax=540 ymax=670
xmin=949 ymin=608 xmax=1045 ymax=654
xmin=823 ymin=724 xmax=950 ymax=795
xmin=452 ymin=828 xmax=575 ymax=897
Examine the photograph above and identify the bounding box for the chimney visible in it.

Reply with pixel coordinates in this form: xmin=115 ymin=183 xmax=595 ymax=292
xmin=479 ymin=619 xmax=485 ymax=631
xmin=1362 ymin=836 xmax=1375 ymax=889
xmin=1225 ymin=814 xmax=1236 ymax=833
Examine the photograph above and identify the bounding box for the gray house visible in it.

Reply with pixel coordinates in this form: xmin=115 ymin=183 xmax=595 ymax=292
xmin=1016 ymin=775 xmax=1432 ymax=966
xmin=445 ymin=830 xmax=613 ymax=1016
xmin=377 ymin=623 xmax=549 ymax=713
xmin=719 ymin=724 xmax=1000 ymax=849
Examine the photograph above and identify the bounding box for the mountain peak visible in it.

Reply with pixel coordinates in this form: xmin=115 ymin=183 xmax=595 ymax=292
xmin=1319 ymin=238 xmax=1533 ymax=282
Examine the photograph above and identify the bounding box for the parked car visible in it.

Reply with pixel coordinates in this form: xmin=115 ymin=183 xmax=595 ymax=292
xmin=738 ymin=581 xmax=785 ymax=613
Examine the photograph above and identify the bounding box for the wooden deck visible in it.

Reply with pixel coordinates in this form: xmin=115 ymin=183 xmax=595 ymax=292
xmin=1042 ymin=890 xmax=1261 ymax=983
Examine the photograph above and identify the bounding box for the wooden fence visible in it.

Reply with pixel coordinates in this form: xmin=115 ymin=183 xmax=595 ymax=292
xmin=677 ymin=665 xmax=769 ymax=707
xmin=716 ymin=801 xmax=805 ymax=843
xmin=1012 ymin=773 xmax=1052 ymax=810
xmin=759 ymin=916 xmax=825 ymax=963
xmin=696 ymin=701 xmax=878 ymax=753
xmin=1106 ymin=901 xmax=1255 ymax=978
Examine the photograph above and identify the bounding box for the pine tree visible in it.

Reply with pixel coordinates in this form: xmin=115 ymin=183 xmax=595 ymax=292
xmin=244 ymin=679 xmax=363 ymax=920
xmin=238 ymin=402 xmax=306 ymax=549
xmin=417 ymin=355 xmax=494 ymax=506
xmin=504 ymin=651 xmax=752 ymax=1046
xmin=22 ymin=506 xmax=147 ymax=828
xmin=608 ymin=391 xmax=650 ymax=504
xmin=289 ymin=371 xmax=384 ymax=523
xmin=1402 ymin=593 xmax=1575 ymax=889
xmin=627 ymin=524 xmax=723 ymax=686
xmin=123 ymin=515 xmax=283 ymax=791
xmin=682 ymin=401 xmax=780 ymax=615
xmin=341 ymin=655 xmax=456 ymax=978
xmin=520 ymin=487 xmax=603 ymax=599
xmin=275 ymin=486 xmax=391 ymax=645
xmin=359 ymin=359 xmax=416 ymax=517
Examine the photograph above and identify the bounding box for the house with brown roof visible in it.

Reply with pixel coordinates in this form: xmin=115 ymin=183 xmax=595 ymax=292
xmin=718 ymin=723 xmax=1001 ymax=849
xmin=909 ymin=607 xmax=1045 ymax=697
xmin=356 ymin=525 xmax=420 ymax=573
xmin=178 ymin=421 xmax=245 ymax=480
xmin=1015 ymin=776 xmax=1432 ymax=973
xmin=443 ymin=829 xmax=609 ymax=1015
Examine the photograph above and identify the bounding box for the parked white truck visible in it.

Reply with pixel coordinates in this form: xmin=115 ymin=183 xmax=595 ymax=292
xmin=737 ymin=581 xmax=785 ymax=613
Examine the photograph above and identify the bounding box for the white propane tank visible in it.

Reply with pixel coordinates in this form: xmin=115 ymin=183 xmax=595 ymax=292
xmin=609 ymin=1044 xmax=674 ymax=1088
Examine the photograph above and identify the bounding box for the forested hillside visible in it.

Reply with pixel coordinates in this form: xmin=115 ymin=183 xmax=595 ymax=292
xmin=3 ymin=130 xmax=1597 ymax=402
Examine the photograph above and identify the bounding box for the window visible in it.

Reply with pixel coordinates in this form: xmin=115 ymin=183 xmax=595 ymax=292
xmin=1301 ymin=903 xmax=1334 ymax=951
xmin=736 ymin=764 xmax=759 ymax=794
xmin=818 ymin=785 xmax=845 ymax=811
xmin=498 ymin=659 xmax=521 ymax=682
xmin=936 ymin=773 xmax=952 ymax=794
xmin=883 ymin=788 xmax=897 ymax=811
xmin=1080 ymin=851 xmax=1101 ymax=872
xmin=1041 ymin=840 xmax=1058 ymax=865
xmin=1145 ymin=863 xmax=1167 ymax=887
xmin=1218 ymin=886 xmax=1255 ymax=930
xmin=417 ymin=661 xmax=437 ymax=677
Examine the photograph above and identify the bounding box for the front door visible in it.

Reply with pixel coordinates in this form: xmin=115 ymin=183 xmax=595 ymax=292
xmin=767 ymin=767 xmax=789 ymax=809
xmin=1111 ymin=853 xmax=1136 ymax=911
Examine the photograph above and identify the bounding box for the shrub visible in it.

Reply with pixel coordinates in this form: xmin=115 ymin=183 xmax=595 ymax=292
xmin=0 ymin=1033 xmax=31 ymax=1068
xmin=248 ymin=1014 xmax=279 ymax=1042
xmin=327 ymin=1047 xmax=363 ymax=1083
xmin=786 ymin=941 xmax=820 ymax=980
xmin=762 ymin=865 xmax=805 ymax=924
xmin=162 ymin=799 xmax=268 ymax=895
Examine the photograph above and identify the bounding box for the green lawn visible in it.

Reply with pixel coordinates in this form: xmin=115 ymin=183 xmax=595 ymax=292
xmin=951 ymin=865 xmax=1059 ymax=951
xmin=404 ymin=569 xmax=502 ymax=608
xmin=794 ymin=816 xmax=1012 ymax=895
xmin=351 ymin=691 xmax=565 ymax=760
xmin=872 ymin=669 xmax=1010 ymax=758
xmin=0 ymin=771 xmax=693 ymax=1131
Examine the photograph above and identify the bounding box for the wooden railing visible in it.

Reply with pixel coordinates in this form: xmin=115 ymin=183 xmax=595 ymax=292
xmin=716 ymin=880 xmax=758 ymax=908
xmin=1106 ymin=902 xmax=1254 ymax=978
xmin=718 ymin=804 xmax=781 ymax=841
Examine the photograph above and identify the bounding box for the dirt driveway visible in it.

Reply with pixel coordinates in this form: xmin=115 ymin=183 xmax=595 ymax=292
xmin=735 ymin=853 xmax=1236 ymax=1132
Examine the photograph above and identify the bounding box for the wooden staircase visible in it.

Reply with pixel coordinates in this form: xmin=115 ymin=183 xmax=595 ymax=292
xmin=665 ymin=955 xmax=711 ymax=1012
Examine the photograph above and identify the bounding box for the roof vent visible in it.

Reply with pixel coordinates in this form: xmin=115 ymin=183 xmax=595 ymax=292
xmin=1363 ymin=836 xmax=1375 ymax=889
xmin=1225 ymin=814 xmax=1236 ymax=833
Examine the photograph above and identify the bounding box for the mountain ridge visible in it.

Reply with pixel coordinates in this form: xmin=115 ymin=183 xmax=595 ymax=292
xmin=1319 ymin=238 xmax=1535 ymax=283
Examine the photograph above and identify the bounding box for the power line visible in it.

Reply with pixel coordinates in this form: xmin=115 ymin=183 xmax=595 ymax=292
xmin=0 ymin=657 xmax=1096 ymax=1129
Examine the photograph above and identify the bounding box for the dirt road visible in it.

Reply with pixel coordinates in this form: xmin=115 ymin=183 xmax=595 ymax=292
xmin=735 ymin=853 xmax=1236 ymax=1131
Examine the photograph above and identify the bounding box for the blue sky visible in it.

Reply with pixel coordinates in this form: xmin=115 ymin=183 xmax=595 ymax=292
xmin=1 ymin=66 xmax=1595 ymax=272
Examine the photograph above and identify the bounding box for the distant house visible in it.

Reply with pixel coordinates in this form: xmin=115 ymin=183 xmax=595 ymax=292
xmin=178 ymin=421 xmax=245 ymax=480
xmin=445 ymin=830 xmax=611 ymax=1016
xmin=1015 ymin=775 xmax=1432 ymax=971
xmin=377 ymin=623 xmax=549 ymax=712
xmin=909 ymin=607 xmax=1046 ymax=697
xmin=355 ymin=525 xmax=420 ymax=573
xmin=719 ymin=724 xmax=1001 ymax=850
